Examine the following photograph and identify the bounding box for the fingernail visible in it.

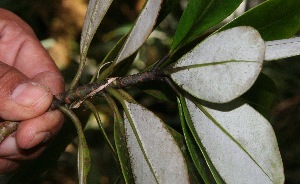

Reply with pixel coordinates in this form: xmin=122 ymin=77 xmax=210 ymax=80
xmin=25 ymin=132 xmax=50 ymax=149
xmin=12 ymin=82 xmax=50 ymax=107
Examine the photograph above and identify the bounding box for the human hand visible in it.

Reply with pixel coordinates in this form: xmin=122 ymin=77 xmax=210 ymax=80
xmin=0 ymin=8 xmax=64 ymax=173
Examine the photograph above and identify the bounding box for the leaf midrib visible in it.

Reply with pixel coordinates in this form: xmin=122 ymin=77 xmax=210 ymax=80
xmin=167 ymin=60 xmax=260 ymax=74
xmin=197 ymin=104 xmax=274 ymax=183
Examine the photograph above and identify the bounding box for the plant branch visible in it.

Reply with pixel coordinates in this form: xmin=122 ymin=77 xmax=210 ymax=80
xmin=0 ymin=69 xmax=167 ymax=143
xmin=0 ymin=121 xmax=19 ymax=143
xmin=52 ymin=69 xmax=166 ymax=109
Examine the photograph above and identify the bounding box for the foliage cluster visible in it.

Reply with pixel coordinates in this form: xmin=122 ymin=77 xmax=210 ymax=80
xmin=1 ymin=0 xmax=300 ymax=183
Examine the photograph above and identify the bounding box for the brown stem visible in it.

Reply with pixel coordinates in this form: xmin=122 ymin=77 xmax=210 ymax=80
xmin=52 ymin=69 xmax=166 ymax=109
xmin=0 ymin=121 xmax=19 ymax=143
xmin=0 ymin=69 xmax=166 ymax=143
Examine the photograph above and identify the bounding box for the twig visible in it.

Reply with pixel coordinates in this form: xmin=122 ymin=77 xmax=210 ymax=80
xmin=52 ymin=69 xmax=165 ymax=109
xmin=1 ymin=69 xmax=166 ymax=143
xmin=0 ymin=121 xmax=19 ymax=143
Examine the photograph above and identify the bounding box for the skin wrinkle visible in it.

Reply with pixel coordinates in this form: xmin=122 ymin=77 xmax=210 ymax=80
xmin=12 ymin=37 xmax=27 ymax=68
xmin=0 ymin=8 xmax=35 ymax=37
xmin=0 ymin=8 xmax=64 ymax=173
xmin=13 ymin=39 xmax=60 ymax=79
xmin=0 ymin=29 xmax=27 ymax=67
xmin=0 ymin=65 xmax=27 ymax=96
xmin=0 ymin=22 xmax=8 ymax=39
xmin=33 ymin=71 xmax=65 ymax=95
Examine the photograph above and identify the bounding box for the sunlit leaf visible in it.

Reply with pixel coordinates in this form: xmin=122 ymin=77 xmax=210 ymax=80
xmin=265 ymin=37 xmax=300 ymax=61
xmin=115 ymin=0 xmax=163 ymax=63
xmin=220 ymin=0 xmax=300 ymax=41
xmin=170 ymin=26 xmax=265 ymax=103
xmin=171 ymin=0 xmax=242 ymax=51
xmin=123 ymin=101 xmax=189 ymax=183
xmin=184 ymin=97 xmax=284 ymax=184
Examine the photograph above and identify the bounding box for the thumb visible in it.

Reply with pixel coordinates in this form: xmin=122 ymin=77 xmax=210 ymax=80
xmin=0 ymin=62 xmax=53 ymax=121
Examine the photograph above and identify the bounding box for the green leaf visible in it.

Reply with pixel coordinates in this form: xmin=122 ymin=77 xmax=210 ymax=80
xmin=184 ymin=98 xmax=284 ymax=183
xmin=178 ymin=97 xmax=218 ymax=184
xmin=137 ymin=80 xmax=176 ymax=102
xmin=165 ymin=123 xmax=204 ymax=184
xmin=156 ymin=0 xmax=180 ymax=26
xmin=80 ymin=0 xmax=113 ymax=60
xmin=265 ymin=37 xmax=300 ymax=61
xmin=71 ymin=0 xmax=113 ymax=88
xmin=220 ymin=0 xmax=300 ymax=41
xmin=170 ymin=26 xmax=265 ymax=103
xmin=123 ymin=101 xmax=190 ymax=183
xmin=115 ymin=0 xmax=164 ymax=63
xmin=59 ymin=107 xmax=91 ymax=184
xmin=114 ymin=109 xmax=135 ymax=183
xmin=171 ymin=0 xmax=242 ymax=51
xmin=103 ymin=94 xmax=135 ymax=183
xmin=84 ymin=101 xmax=117 ymax=158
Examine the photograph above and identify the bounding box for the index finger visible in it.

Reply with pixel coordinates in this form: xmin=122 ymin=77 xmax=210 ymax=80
xmin=0 ymin=8 xmax=64 ymax=94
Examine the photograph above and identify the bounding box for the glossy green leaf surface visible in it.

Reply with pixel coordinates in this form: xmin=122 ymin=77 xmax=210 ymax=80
xmin=171 ymin=0 xmax=242 ymax=51
xmin=184 ymin=98 xmax=284 ymax=184
xmin=170 ymin=27 xmax=265 ymax=103
xmin=123 ymin=101 xmax=189 ymax=183
xmin=220 ymin=0 xmax=300 ymax=41
xmin=115 ymin=0 xmax=163 ymax=63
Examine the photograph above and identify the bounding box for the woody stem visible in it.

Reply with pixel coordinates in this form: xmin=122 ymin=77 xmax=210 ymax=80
xmin=51 ymin=69 xmax=166 ymax=109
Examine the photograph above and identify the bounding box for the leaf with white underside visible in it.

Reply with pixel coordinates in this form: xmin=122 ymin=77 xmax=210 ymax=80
xmin=71 ymin=0 xmax=113 ymax=88
xmin=178 ymin=97 xmax=223 ymax=184
xmin=170 ymin=26 xmax=265 ymax=103
xmin=80 ymin=0 xmax=113 ymax=60
xmin=115 ymin=0 xmax=163 ymax=63
xmin=183 ymin=97 xmax=284 ymax=184
xmin=123 ymin=101 xmax=189 ymax=184
xmin=265 ymin=37 xmax=300 ymax=61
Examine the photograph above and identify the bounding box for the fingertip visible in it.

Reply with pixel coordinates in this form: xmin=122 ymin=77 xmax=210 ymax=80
xmin=12 ymin=82 xmax=52 ymax=108
xmin=1 ymin=82 xmax=54 ymax=120
xmin=0 ymin=133 xmax=17 ymax=157
xmin=16 ymin=110 xmax=64 ymax=149
xmin=33 ymin=71 xmax=65 ymax=95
